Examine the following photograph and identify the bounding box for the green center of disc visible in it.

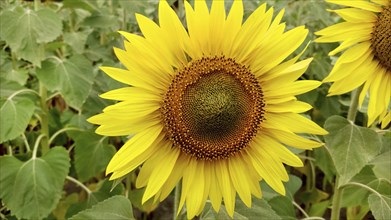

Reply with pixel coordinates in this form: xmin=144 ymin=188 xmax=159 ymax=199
xmin=371 ymin=5 xmax=391 ymax=71
xmin=182 ymin=72 xmax=250 ymax=140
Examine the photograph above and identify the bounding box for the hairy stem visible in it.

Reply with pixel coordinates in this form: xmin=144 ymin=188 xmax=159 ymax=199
xmin=173 ymin=182 xmax=182 ymax=220
xmin=66 ymin=176 xmax=92 ymax=195
xmin=39 ymin=83 xmax=50 ymax=155
xmin=347 ymin=86 xmax=363 ymax=123
xmin=330 ymin=178 xmax=343 ymax=220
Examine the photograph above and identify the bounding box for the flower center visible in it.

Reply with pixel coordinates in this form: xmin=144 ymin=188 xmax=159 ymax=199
xmin=162 ymin=57 xmax=265 ymax=160
xmin=371 ymin=5 xmax=391 ymax=71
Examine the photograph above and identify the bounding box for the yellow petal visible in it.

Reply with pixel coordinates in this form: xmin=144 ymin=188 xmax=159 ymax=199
xmin=106 ymin=125 xmax=163 ymax=174
xmin=208 ymin=162 xmax=222 ymax=212
xmin=327 ymin=8 xmax=377 ymax=23
xmin=247 ymin=147 xmax=286 ymax=195
xmin=100 ymin=87 xmax=160 ymax=101
xmin=266 ymin=128 xmax=324 ymax=149
xmin=158 ymin=0 xmax=189 ymax=66
xmin=326 ymin=0 xmax=383 ymax=12
xmin=216 ymin=160 xmax=235 ymax=217
xmin=186 ymin=162 xmax=205 ymax=219
xmin=209 ymin=0 xmax=226 ymax=55
xmin=228 ymin=155 xmax=252 ymax=207
xmin=264 ymin=113 xmax=328 ymax=135
xmin=264 ymin=80 xmax=321 ymax=98
xmin=324 ymin=42 xmax=371 ymax=82
xmin=159 ymin=154 xmax=189 ymax=202
xmin=265 ymin=100 xmax=313 ymax=113
xmin=142 ymin=146 xmax=180 ymax=203
xmin=100 ymin=66 xmax=159 ymax=92
xmin=178 ymin=159 xmax=197 ymax=215
xmin=260 ymin=135 xmax=304 ymax=167
xmin=222 ymin=0 xmax=243 ymax=55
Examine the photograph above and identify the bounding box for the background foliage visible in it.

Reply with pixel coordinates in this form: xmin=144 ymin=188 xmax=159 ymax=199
xmin=0 ymin=0 xmax=390 ymax=219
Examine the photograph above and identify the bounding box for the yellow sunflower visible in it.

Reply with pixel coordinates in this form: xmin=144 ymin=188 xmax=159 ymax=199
xmin=315 ymin=0 xmax=391 ymax=128
xmin=88 ymin=0 xmax=327 ymax=218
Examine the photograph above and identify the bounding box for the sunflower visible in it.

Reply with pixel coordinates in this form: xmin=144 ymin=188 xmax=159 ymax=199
xmin=88 ymin=0 xmax=327 ymax=218
xmin=315 ymin=0 xmax=391 ymax=128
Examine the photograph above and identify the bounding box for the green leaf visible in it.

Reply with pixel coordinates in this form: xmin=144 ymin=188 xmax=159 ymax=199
xmin=0 ymin=147 xmax=70 ymax=219
xmin=82 ymin=12 xmax=118 ymax=29
xmin=0 ymin=62 xmax=29 ymax=85
xmin=341 ymin=166 xmax=390 ymax=207
xmin=128 ymin=187 xmax=159 ymax=213
xmin=370 ymin=151 xmax=391 ymax=181
xmin=65 ymin=179 xmax=124 ymax=218
xmin=324 ymin=116 xmax=382 ymax=186
xmin=285 ymin=175 xmax=302 ymax=200
xmin=314 ymin=147 xmax=336 ymax=182
xmin=0 ymin=91 xmax=35 ymax=143
xmin=68 ymin=131 xmax=115 ymax=182
xmin=63 ymin=0 xmax=99 ymax=12
xmin=268 ymin=196 xmax=296 ymax=220
xmin=308 ymin=200 xmax=330 ymax=217
xmin=0 ymin=7 xmax=62 ymax=66
xmin=63 ymin=29 xmax=92 ymax=54
xmin=69 ymin=195 xmax=135 ymax=220
xmin=368 ymin=194 xmax=391 ymax=220
xmin=200 ymin=197 xmax=281 ymax=220
xmin=36 ymin=55 xmax=94 ymax=110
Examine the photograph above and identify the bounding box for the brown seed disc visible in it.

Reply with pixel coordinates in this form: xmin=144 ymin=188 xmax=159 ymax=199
xmin=371 ymin=5 xmax=391 ymax=71
xmin=161 ymin=56 xmax=265 ymax=160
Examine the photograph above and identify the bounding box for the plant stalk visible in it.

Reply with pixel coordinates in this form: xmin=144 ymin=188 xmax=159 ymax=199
xmin=330 ymin=178 xmax=342 ymax=220
xmin=347 ymin=86 xmax=363 ymax=122
xmin=173 ymin=182 xmax=181 ymax=220
xmin=39 ymin=83 xmax=50 ymax=155
xmin=331 ymin=86 xmax=362 ymax=219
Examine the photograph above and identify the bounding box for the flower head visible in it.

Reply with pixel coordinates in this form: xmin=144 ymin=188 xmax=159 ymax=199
xmin=89 ymin=0 xmax=327 ymax=218
xmin=316 ymin=0 xmax=391 ymax=128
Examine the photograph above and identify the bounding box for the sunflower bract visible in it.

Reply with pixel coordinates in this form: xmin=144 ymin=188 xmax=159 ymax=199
xmin=88 ymin=0 xmax=327 ymax=218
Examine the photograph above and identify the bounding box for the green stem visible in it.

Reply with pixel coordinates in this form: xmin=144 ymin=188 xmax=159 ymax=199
xmin=343 ymin=182 xmax=383 ymax=198
xmin=66 ymin=176 xmax=92 ymax=195
xmin=125 ymin=174 xmax=131 ymax=199
xmin=293 ymin=201 xmax=309 ymax=218
xmin=32 ymin=134 xmax=46 ymax=159
xmin=347 ymin=86 xmax=363 ymax=123
xmin=173 ymin=182 xmax=181 ymax=220
xmin=39 ymin=83 xmax=50 ymax=155
xmin=48 ymin=127 xmax=82 ymax=146
xmin=7 ymin=146 xmax=12 ymax=156
xmin=21 ymin=133 xmax=31 ymax=152
xmin=122 ymin=7 xmax=127 ymax=30
xmin=34 ymin=0 xmax=40 ymax=10
xmin=11 ymin=52 xmax=17 ymax=70
xmin=330 ymin=178 xmax=343 ymax=220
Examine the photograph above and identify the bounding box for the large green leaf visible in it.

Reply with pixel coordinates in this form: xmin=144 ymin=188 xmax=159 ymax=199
xmin=200 ymin=197 xmax=281 ymax=220
xmin=0 ymin=7 xmax=62 ymax=66
xmin=0 ymin=91 xmax=35 ymax=143
xmin=63 ymin=29 xmax=92 ymax=54
xmin=69 ymin=130 xmax=115 ymax=182
xmin=369 ymin=151 xmax=391 ymax=181
xmin=314 ymin=147 xmax=336 ymax=182
xmin=65 ymin=179 xmax=124 ymax=218
xmin=36 ymin=55 xmax=94 ymax=110
xmin=341 ymin=166 xmax=390 ymax=207
xmin=0 ymin=147 xmax=70 ymax=219
xmin=324 ymin=116 xmax=381 ymax=186
xmin=69 ymin=195 xmax=135 ymax=220
xmin=369 ymin=194 xmax=391 ymax=220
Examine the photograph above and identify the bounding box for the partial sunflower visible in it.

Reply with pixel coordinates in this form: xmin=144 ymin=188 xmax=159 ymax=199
xmin=315 ymin=0 xmax=391 ymax=128
xmin=89 ymin=0 xmax=327 ymax=218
